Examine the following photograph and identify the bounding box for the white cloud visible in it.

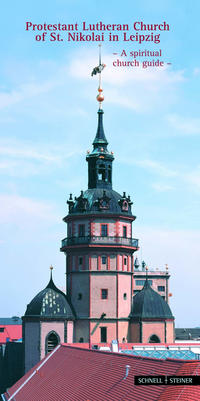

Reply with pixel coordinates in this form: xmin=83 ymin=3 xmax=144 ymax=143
xmin=0 ymin=144 xmax=60 ymax=162
xmin=185 ymin=166 xmax=200 ymax=190
xmin=69 ymin=49 xmax=185 ymax=112
xmin=152 ymin=182 xmax=174 ymax=192
xmin=193 ymin=67 xmax=200 ymax=76
xmin=167 ymin=114 xmax=200 ymax=135
xmin=0 ymin=139 xmax=83 ymax=177
xmin=120 ymin=156 xmax=177 ymax=178
xmin=136 ymin=159 xmax=177 ymax=177
xmin=69 ymin=50 xmax=184 ymax=86
xmin=0 ymin=49 xmax=185 ymax=115
xmin=0 ymin=194 xmax=57 ymax=224
xmin=0 ymin=82 xmax=55 ymax=110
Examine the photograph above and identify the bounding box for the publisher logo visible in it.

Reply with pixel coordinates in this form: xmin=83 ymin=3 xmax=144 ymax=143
xmin=134 ymin=376 xmax=200 ymax=385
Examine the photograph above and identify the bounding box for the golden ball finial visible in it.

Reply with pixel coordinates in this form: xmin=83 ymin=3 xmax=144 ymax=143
xmin=50 ymin=265 xmax=53 ymax=271
xmin=97 ymin=85 xmax=104 ymax=103
xmin=97 ymin=93 xmax=104 ymax=102
xmin=165 ymin=264 xmax=168 ymax=270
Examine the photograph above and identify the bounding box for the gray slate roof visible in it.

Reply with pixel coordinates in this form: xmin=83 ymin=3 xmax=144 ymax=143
xmin=131 ymin=279 xmax=174 ymax=320
xmin=71 ymin=188 xmax=133 ymax=216
xmin=24 ymin=277 xmax=75 ymax=319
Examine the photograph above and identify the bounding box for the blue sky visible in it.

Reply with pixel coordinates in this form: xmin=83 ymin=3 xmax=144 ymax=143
xmin=1 ymin=0 xmax=200 ymax=327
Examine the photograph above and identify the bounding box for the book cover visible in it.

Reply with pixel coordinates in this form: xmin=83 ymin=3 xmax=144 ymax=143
xmin=1 ymin=0 xmax=200 ymax=388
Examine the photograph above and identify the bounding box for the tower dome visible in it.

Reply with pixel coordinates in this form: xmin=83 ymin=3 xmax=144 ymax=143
xmin=25 ymin=274 xmax=75 ymax=319
xmin=130 ymin=279 xmax=174 ymax=319
xmin=129 ymin=278 xmax=175 ymax=343
xmin=23 ymin=269 xmax=75 ymax=373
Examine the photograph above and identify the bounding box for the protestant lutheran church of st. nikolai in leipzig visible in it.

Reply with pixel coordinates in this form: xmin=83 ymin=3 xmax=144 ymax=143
xmin=22 ymin=48 xmax=175 ymax=374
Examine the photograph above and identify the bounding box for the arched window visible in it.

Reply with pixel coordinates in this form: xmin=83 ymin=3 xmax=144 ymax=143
xmin=45 ymin=331 xmax=60 ymax=354
xmin=149 ymin=334 xmax=161 ymax=343
xmin=98 ymin=164 xmax=106 ymax=181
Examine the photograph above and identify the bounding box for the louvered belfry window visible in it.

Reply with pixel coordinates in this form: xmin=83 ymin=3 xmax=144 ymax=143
xmin=46 ymin=332 xmax=59 ymax=354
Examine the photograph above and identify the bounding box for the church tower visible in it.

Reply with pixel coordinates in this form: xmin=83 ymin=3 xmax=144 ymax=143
xmin=61 ymin=49 xmax=139 ymax=344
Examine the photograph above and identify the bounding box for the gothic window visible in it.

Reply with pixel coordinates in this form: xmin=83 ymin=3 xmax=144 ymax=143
xmin=124 ymin=257 xmax=127 ymax=265
xmin=45 ymin=331 xmax=60 ymax=355
xmin=149 ymin=334 xmax=161 ymax=343
xmin=78 ymin=293 xmax=82 ymax=300
xmin=98 ymin=164 xmax=106 ymax=181
xmin=123 ymin=293 xmax=127 ymax=300
xmin=79 ymin=257 xmax=83 ymax=265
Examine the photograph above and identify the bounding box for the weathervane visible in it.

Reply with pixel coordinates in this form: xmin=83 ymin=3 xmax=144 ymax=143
xmin=91 ymin=44 xmax=106 ymax=109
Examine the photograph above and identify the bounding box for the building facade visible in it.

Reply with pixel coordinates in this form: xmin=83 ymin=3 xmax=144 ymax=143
xmin=61 ymin=108 xmax=139 ymax=344
xmin=133 ymin=266 xmax=170 ymax=302
xmin=22 ymin=66 xmax=175 ymax=372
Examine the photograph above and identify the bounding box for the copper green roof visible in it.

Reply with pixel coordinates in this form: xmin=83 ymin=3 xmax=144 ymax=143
xmin=131 ymin=279 xmax=174 ymax=320
xmin=69 ymin=188 xmax=133 ymax=216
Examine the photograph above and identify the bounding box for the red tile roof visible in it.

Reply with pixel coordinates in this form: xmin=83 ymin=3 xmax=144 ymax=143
xmin=3 ymin=344 xmax=200 ymax=401
xmin=0 ymin=325 xmax=22 ymax=343
xmin=158 ymin=361 xmax=200 ymax=401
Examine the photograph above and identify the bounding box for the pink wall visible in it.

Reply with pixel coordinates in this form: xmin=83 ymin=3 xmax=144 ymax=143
xmin=40 ymin=321 xmax=65 ymax=359
xmin=90 ymin=274 xmax=117 ymax=318
xmin=92 ymin=219 xmax=116 ymax=236
xmin=67 ymin=321 xmax=74 ymax=343
xmin=142 ymin=321 xmax=165 ymax=343
xmin=118 ymin=274 xmax=132 ymax=317
xmin=110 ymin=254 xmax=117 ymax=270
xmin=117 ymin=221 xmax=131 ymax=237
xmin=90 ymin=321 xmax=117 ymax=343
xmin=166 ymin=320 xmax=175 ymax=342
xmin=91 ymin=255 xmax=98 ymax=270
xmin=118 ymin=321 xmax=129 ymax=342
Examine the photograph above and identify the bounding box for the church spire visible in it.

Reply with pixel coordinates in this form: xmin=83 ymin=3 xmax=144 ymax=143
xmin=92 ymin=45 xmax=108 ymax=150
xmin=93 ymin=109 xmax=108 ymax=150
xmin=87 ymin=46 xmax=114 ymax=190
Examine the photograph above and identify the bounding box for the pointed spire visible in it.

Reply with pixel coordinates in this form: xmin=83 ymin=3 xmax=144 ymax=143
xmin=50 ymin=264 xmax=53 ymax=279
xmin=46 ymin=265 xmax=57 ymax=291
xmin=87 ymin=46 xmax=114 ymax=189
xmin=93 ymin=109 xmax=108 ymax=149
xmin=143 ymin=266 xmax=151 ymax=289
